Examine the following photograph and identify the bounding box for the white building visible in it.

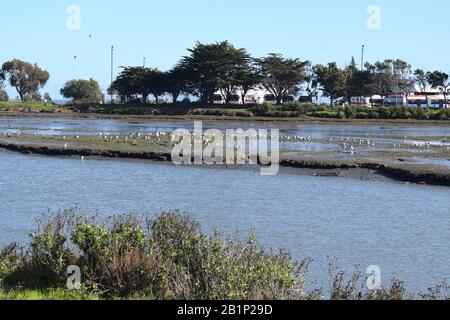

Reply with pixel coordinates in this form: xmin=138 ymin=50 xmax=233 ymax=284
xmin=351 ymin=85 xmax=448 ymax=108
xmin=213 ymin=87 xmax=296 ymax=105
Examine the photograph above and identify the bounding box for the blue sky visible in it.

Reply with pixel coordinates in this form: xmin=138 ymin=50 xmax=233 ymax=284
xmin=1 ymin=0 xmax=449 ymax=99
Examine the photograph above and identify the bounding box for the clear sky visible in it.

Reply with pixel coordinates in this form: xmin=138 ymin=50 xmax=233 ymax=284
xmin=1 ymin=0 xmax=449 ymax=99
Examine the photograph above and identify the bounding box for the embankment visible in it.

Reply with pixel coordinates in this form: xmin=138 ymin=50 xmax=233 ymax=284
xmin=1 ymin=141 xmax=449 ymax=187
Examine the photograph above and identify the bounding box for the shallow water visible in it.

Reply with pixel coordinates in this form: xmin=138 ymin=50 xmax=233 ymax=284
xmin=0 ymin=149 xmax=449 ymax=292
xmin=1 ymin=116 xmax=449 ymax=138
xmin=2 ymin=117 xmax=449 ymax=168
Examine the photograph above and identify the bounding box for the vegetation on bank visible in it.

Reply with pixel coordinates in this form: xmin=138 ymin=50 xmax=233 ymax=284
xmin=251 ymin=102 xmax=450 ymax=120
xmin=72 ymin=102 xmax=450 ymax=120
xmin=1 ymin=210 xmax=449 ymax=300
xmin=0 ymin=101 xmax=67 ymax=113
xmin=1 ymin=100 xmax=450 ymax=121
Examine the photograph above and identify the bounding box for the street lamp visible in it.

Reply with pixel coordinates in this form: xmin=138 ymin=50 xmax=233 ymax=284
xmin=359 ymin=45 xmax=366 ymax=106
xmin=361 ymin=45 xmax=365 ymax=72
xmin=110 ymin=45 xmax=114 ymax=104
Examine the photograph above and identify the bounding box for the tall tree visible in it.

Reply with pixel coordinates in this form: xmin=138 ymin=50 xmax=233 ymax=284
xmin=346 ymin=70 xmax=377 ymax=103
xmin=181 ymin=41 xmax=249 ymax=105
xmin=216 ymin=45 xmax=252 ymax=104
xmin=256 ymin=54 xmax=309 ymax=104
xmin=314 ymin=62 xmax=347 ymax=106
xmin=414 ymin=69 xmax=430 ymax=106
xmin=236 ymin=62 xmax=262 ymax=104
xmin=344 ymin=57 xmax=359 ymax=100
xmin=365 ymin=59 xmax=413 ymax=105
xmin=143 ymin=68 xmax=166 ymax=104
xmin=60 ymin=78 xmax=102 ymax=102
xmin=365 ymin=62 xmax=391 ymax=103
xmin=112 ymin=66 xmax=161 ymax=104
xmin=165 ymin=64 xmax=189 ymax=103
xmin=390 ymin=59 xmax=414 ymax=94
xmin=111 ymin=67 xmax=142 ymax=102
xmin=427 ymin=71 xmax=450 ymax=108
xmin=303 ymin=63 xmax=319 ymax=103
xmin=1 ymin=59 xmax=49 ymax=101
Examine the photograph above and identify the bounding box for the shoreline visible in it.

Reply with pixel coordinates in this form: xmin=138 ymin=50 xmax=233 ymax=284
xmin=1 ymin=141 xmax=449 ymax=187
xmin=1 ymin=111 xmax=450 ymax=126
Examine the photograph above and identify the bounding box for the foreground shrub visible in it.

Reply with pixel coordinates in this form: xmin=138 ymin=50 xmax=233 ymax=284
xmin=0 ymin=244 xmax=22 ymax=286
xmin=0 ymin=211 xmax=310 ymax=299
xmin=30 ymin=212 xmax=74 ymax=286
xmin=23 ymin=211 xmax=74 ymax=287
xmin=1 ymin=210 xmax=449 ymax=300
xmin=327 ymin=260 xmax=408 ymax=300
xmin=71 ymin=214 xmax=162 ymax=297
xmin=149 ymin=213 xmax=312 ymax=299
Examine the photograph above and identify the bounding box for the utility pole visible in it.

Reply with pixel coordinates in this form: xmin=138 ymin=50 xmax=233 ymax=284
xmin=143 ymin=57 xmax=146 ymax=68
xmin=359 ymin=45 xmax=366 ymax=106
xmin=361 ymin=45 xmax=365 ymax=72
xmin=110 ymin=45 xmax=114 ymax=104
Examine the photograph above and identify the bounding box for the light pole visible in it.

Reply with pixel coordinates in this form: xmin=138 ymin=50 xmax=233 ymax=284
xmin=359 ymin=45 xmax=366 ymax=106
xmin=110 ymin=45 xmax=114 ymax=104
xmin=361 ymin=45 xmax=365 ymax=72
xmin=143 ymin=57 xmax=146 ymax=68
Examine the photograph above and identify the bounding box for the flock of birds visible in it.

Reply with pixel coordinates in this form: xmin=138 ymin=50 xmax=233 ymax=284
xmin=98 ymin=131 xmax=169 ymax=143
xmin=281 ymin=134 xmax=450 ymax=153
xmin=3 ymin=130 xmax=449 ymax=161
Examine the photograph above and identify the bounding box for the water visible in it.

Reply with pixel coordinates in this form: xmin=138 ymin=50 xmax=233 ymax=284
xmin=0 ymin=148 xmax=449 ymax=292
xmin=2 ymin=117 xmax=449 ymax=168
xmin=1 ymin=117 xmax=448 ymax=139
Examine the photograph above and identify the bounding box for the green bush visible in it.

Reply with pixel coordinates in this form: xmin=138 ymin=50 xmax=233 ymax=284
xmin=188 ymin=108 xmax=254 ymax=117
xmin=0 ymin=101 xmax=65 ymax=113
xmin=27 ymin=212 xmax=74 ymax=287
xmin=337 ymin=111 xmax=345 ymax=119
xmin=344 ymin=106 xmax=357 ymax=119
xmin=0 ymin=244 xmax=21 ymax=286
xmin=431 ymin=109 xmax=449 ymax=120
xmin=0 ymin=211 xmax=309 ymax=299
xmin=251 ymin=102 xmax=276 ymax=116
xmin=1 ymin=211 xmax=450 ymax=300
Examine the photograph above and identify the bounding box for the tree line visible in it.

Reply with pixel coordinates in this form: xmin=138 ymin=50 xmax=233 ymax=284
xmin=109 ymin=41 xmax=450 ymax=107
xmin=1 ymin=41 xmax=449 ymax=106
